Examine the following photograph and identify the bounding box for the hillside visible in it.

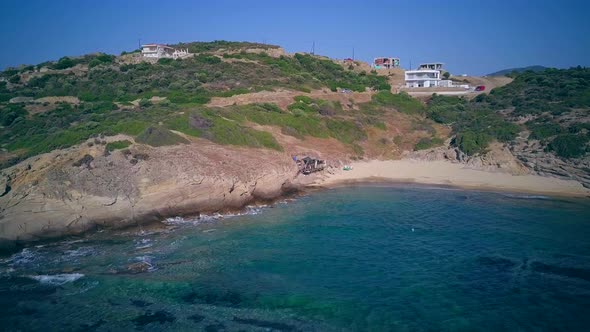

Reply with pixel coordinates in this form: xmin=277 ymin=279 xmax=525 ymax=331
xmin=487 ymin=65 xmax=548 ymax=77
xmin=425 ymin=67 xmax=590 ymax=185
xmin=0 ymin=41 xmax=588 ymax=247
xmin=0 ymin=41 xmax=414 ymax=168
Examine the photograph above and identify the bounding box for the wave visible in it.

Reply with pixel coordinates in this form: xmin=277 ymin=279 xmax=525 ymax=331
xmin=63 ymin=246 xmax=96 ymax=258
xmin=135 ymin=238 xmax=153 ymax=249
xmin=2 ymin=248 xmax=37 ymax=266
xmin=28 ymin=273 xmax=84 ymax=285
xmin=501 ymin=193 xmax=550 ymax=200
xmin=163 ymin=205 xmax=267 ymax=225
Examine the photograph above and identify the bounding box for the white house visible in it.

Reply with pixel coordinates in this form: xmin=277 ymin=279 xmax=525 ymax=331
xmin=405 ymin=62 xmax=444 ymax=88
xmin=141 ymin=44 xmax=190 ymax=59
xmin=405 ymin=70 xmax=441 ymax=88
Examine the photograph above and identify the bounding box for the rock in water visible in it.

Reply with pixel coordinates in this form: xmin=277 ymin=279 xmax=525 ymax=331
xmin=126 ymin=261 xmax=152 ymax=274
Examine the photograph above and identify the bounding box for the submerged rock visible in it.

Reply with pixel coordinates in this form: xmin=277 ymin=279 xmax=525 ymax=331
xmin=132 ymin=310 xmax=175 ymax=327
xmin=233 ymin=316 xmax=296 ymax=331
xmin=126 ymin=261 xmax=152 ymax=274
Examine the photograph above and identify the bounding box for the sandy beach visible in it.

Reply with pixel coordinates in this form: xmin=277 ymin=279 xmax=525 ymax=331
xmin=315 ymin=160 xmax=590 ymax=197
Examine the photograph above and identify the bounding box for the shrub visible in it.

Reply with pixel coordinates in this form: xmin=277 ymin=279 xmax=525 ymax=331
xmin=88 ymin=59 xmax=102 ymax=68
xmin=106 ymin=140 xmax=132 ymax=151
xmin=527 ymin=122 xmax=563 ymax=140
xmin=157 ymin=58 xmax=174 ymax=65
xmin=8 ymin=75 xmax=20 ymax=84
xmin=135 ymin=126 xmax=189 ymax=147
xmin=293 ymin=95 xmax=313 ymax=104
xmin=73 ymin=154 xmax=94 ymax=167
xmin=53 ymin=56 xmax=76 ymax=70
xmin=138 ymin=98 xmax=152 ymax=108
xmin=547 ymin=134 xmax=589 ymax=159
xmin=453 ymin=131 xmax=492 ymax=156
xmin=414 ymin=137 xmax=444 ymax=151
xmin=372 ymin=91 xmax=424 ymax=114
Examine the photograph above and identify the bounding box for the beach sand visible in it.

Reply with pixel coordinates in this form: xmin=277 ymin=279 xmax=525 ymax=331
xmin=315 ymin=160 xmax=590 ymax=197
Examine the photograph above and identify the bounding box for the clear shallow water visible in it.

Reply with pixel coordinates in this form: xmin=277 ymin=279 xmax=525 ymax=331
xmin=1 ymin=185 xmax=590 ymax=331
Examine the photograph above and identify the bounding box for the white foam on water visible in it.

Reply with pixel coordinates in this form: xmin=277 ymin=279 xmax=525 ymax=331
xmin=163 ymin=204 xmax=269 ymax=225
xmin=65 ymin=280 xmax=99 ymax=296
xmin=135 ymin=238 xmax=153 ymax=249
xmin=62 ymin=239 xmax=87 ymax=245
xmin=3 ymin=248 xmax=37 ymax=266
xmin=63 ymin=246 xmax=95 ymax=258
xmin=28 ymin=273 xmax=84 ymax=285
xmin=133 ymin=255 xmax=157 ymax=272
xmin=502 ymin=193 xmax=550 ymax=200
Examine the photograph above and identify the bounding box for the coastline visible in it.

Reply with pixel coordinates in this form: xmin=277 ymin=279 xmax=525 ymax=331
xmin=311 ymin=160 xmax=590 ymax=198
xmin=3 ymin=153 xmax=589 ymax=251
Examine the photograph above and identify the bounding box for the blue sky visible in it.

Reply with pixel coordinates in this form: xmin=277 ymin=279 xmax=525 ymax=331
xmin=1 ymin=0 xmax=588 ymax=75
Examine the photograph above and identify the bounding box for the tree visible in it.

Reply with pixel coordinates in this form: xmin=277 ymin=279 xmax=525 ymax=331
xmin=442 ymin=71 xmax=450 ymax=80
xmin=8 ymin=75 xmax=20 ymax=84
xmin=53 ymin=57 xmax=76 ymax=70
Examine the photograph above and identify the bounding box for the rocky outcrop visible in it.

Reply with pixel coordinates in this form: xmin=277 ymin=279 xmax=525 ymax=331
xmin=404 ymin=141 xmax=529 ymax=176
xmin=0 ymin=135 xmax=303 ymax=248
xmin=510 ymin=134 xmax=590 ymax=188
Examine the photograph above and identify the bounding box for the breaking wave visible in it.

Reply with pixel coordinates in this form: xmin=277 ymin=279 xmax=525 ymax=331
xmin=163 ymin=205 xmax=268 ymax=225
xmin=28 ymin=273 xmax=84 ymax=285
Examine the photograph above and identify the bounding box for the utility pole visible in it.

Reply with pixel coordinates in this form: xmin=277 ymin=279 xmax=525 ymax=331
xmin=409 ymin=59 xmax=412 ymax=70
xmin=311 ymin=41 xmax=315 ymax=55
xmin=352 ymin=47 xmax=355 ymax=61
xmin=138 ymin=38 xmax=141 ymax=50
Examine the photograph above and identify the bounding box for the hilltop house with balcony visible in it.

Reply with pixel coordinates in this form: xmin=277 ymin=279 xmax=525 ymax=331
xmin=141 ymin=44 xmax=190 ymax=59
xmin=405 ymin=62 xmax=444 ymax=88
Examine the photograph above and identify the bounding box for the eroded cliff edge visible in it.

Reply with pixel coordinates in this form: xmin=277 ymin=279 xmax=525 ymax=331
xmin=0 ymin=135 xmax=306 ymax=248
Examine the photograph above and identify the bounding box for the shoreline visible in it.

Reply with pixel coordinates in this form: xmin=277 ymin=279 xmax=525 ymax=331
xmin=3 ymin=158 xmax=588 ymax=252
xmin=311 ymin=160 xmax=590 ymax=198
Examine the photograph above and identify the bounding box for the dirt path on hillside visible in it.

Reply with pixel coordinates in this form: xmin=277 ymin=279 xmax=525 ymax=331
xmin=207 ymin=89 xmax=374 ymax=110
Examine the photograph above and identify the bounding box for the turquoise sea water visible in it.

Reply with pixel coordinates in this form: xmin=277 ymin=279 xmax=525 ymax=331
xmin=1 ymin=185 xmax=590 ymax=331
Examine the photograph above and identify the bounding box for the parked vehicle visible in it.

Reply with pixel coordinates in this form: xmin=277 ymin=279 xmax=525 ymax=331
xmin=474 ymin=85 xmax=486 ymax=91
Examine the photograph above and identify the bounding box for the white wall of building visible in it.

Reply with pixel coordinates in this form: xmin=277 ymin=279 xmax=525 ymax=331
xmin=405 ymin=69 xmax=441 ymax=88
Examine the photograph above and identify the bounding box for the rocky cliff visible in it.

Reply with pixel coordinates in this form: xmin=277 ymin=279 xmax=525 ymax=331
xmin=0 ymin=135 xmax=304 ymax=249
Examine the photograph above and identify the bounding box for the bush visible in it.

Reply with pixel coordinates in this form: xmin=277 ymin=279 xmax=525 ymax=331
xmin=88 ymin=59 xmax=102 ymax=68
xmin=106 ymin=140 xmax=132 ymax=151
xmin=136 ymin=127 xmax=189 ymax=147
xmin=8 ymin=75 xmax=20 ymax=84
xmin=527 ymin=122 xmax=563 ymax=140
xmin=414 ymin=137 xmax=444 ymax=151
xmin=138 ymin=98 xmax=152 ymax=108
xmin=157 ymin=58 xmax=174 ymax=65
xmin=53 ymin=56 xmax=76 ymax=70
xmin=453 ymin=131 xmax=492 ymax=156
xmin=372 ymin=91 xmax=424 ymax=114
xmin=547 ymin=134 xmax=589 ymax=159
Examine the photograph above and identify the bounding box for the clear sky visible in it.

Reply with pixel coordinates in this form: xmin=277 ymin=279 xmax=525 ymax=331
xmin=1 ymin=0 xmax=589 ymax=75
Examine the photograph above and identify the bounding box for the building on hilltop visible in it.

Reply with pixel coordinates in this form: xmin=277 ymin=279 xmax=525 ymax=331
xmin=141 ymin=44 xmax=190 ymax=59
xmin=417 ymin=62 xmax=444 ymax=71
xmin=405 ymin=62 xmax=444 ymax=88
xmin=372 ymin=57 xmax=400 ymax=69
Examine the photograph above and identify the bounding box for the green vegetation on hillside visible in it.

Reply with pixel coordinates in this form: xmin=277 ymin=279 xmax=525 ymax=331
xmin=0 ymin=41 xmax=394 ymax=167
xmin=2 ymin=41 xmax=586 ymax=168
xmin=372 ymin=91 xmax=424 ymax=115
xmin=105 ymin=140 xmax=132 ymax=151
xmin=426 ymin=67 xmax=590 ymax=158
xmin=426 ymin=94 xmax=520 ymax=155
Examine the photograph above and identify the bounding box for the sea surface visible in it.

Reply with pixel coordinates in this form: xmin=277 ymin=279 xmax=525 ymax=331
xmin=1 ymin=185 xmax=590 ymax=331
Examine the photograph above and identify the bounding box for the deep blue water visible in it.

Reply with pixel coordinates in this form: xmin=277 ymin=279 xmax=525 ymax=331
xmin=1 ymin=185 xmax=590 ymax=331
